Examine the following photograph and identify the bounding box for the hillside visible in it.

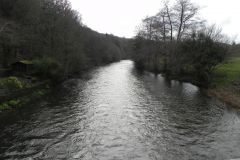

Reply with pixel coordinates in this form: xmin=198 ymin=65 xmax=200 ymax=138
xmin=0 ymin=0 xmax=132 ymax=77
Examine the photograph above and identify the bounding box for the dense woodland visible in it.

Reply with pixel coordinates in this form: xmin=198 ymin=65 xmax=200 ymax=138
xmin=0 ymin=0 xmax=132 ymax=79
xmin=133 ymin=0 xmax=230 ymax=86
xmin=0 ymin=0 xmax=236 ymax=87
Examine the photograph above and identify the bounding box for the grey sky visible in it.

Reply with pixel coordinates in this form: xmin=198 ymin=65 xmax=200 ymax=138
xmin=70 ymin=0 xmax=240 ymax=42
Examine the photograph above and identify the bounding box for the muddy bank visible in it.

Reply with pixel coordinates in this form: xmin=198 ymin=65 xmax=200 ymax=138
xmin=207 ymin=87 xmax=240 ymax=109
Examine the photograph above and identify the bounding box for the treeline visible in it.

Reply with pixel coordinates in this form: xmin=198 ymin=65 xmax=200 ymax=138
xmin=0 ymin=0 xmax=132 ymax=78
xmin=230 ymin=44 xmax=240 ymax=57
xmin=133 ymin=0 xmax=229 ymax=86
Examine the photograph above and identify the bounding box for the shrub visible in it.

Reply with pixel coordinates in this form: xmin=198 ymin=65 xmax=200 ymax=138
xmin=0 ymin=76 xmax=23 ymax=90
xmin=0 ymin=103 xmax=9 ymax=110
xmin=8 ymin=99 xmax=20 ymax=106
xmin=33 ymin=57 xmax=63 ymax=79
xmin=0 ymin=99 xmax=21 ymax=110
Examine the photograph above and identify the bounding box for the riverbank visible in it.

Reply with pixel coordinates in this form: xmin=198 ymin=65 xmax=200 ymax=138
xmin=0 ymin=59 xmax=123 ymax=112
xmin=208 ymin=57 xmax=240 ymax=108
xmin=0 ymin=87 xmax=49 ymax=113
xmin=207 ymin=87 xmax=240 ymax=109
xmin=0 ymin=76 xmax=50 ymax=112
xmin=134 ymin=60 xmax=210 ymax=88
xmin=135 ymin=57 xmax=240 ymax=108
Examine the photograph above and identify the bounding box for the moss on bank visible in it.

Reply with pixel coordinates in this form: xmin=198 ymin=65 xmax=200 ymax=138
xmin=0 ymin=88 xmax=49 ymax=112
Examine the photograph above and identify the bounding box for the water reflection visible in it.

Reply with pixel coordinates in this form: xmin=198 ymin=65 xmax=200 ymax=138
xmin=0 ymin=60 xmax=240 ymax=160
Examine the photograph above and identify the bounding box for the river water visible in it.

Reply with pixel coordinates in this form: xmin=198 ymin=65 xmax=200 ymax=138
xmin=0 ymin=60 xmax=240 ymax=160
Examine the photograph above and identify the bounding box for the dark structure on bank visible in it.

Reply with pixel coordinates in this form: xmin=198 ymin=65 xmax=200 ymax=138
xmin=11 ymin=60 xmax=33 ymax=73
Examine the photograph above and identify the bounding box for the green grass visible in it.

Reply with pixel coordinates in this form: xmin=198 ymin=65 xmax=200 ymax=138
xmin=213 ymin=57 xmax=240 ymax=86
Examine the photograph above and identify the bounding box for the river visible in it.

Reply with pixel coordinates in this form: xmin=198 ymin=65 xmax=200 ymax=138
xmin=0 ymin=60 xmax=240 ymax=160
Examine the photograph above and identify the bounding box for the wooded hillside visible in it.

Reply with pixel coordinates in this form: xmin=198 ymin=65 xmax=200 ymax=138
xmin=0 ymin=0 xmax=132 ymax=77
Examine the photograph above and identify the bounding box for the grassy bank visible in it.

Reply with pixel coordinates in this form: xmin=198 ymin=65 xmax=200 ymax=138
xmin=209 ymin=57 xmax=240 ymax=108
xmin=212 ymin=58 xmax=240 ymax=87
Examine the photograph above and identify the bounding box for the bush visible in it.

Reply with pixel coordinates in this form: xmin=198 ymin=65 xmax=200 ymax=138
xmin=0 ymin=76 xmax=23 ymax=90
xmin=0 ymin=99 xmax=21 ymax=111
xmin=179 ymin=32 xmax=228 ymax=83
xmin=33 ymin=57 xmax=63 ymax=79
xmin=0 ymin=103 xmax=9 ymax=110
xmin=8 ymin=99 xmax=20 ymax=106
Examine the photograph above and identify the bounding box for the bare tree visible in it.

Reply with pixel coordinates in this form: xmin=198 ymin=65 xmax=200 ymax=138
xmin=136 ymin=16 xmax=159 ymax=40
xmin=202 ymin=24 xmax=229 ymax=43
xmin=163 ymin=0 xmax=173 ymax=41
xmin=142 ymin=16 xmax=155 ymax=40
xmin=155 ymin=10 xmax=167 ymax=42
xmin=173 ymin=0 xmax=199 ymax=41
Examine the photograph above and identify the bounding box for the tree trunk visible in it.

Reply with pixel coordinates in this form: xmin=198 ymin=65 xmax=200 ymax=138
xmin=177 ymin=6 xmax=184 ymax=41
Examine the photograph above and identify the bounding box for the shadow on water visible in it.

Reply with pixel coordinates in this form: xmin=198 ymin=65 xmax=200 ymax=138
xmin=1 ymin=60 xmax=240 ymax=160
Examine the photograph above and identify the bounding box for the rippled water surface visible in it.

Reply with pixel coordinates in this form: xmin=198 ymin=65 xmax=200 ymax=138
xmin=1 ymin=60 xmax=240 ymax=160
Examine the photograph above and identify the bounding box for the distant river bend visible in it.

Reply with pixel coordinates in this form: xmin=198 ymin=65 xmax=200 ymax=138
xmin=1 ymin=60 xmax=240 ymax=160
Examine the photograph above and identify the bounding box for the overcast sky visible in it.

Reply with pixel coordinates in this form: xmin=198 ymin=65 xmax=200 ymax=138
xmin=70 ymin=0 xmax=240 ymax=42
